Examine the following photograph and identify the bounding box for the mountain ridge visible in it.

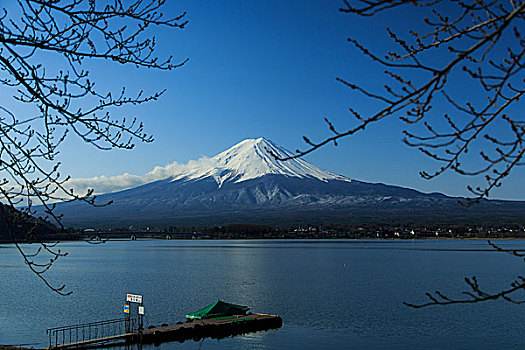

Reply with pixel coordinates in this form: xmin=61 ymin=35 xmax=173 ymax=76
xmin=52 ymin=137 xmax=525 ymax=227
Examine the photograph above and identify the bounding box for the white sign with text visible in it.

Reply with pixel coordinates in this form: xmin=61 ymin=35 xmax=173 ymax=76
xmin=126 ymin=293 xmax=143 ymax=304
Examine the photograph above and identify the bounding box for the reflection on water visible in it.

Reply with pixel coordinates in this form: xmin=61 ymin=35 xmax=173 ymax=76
xmin=0 ymin=239 xmax=524 ymax=349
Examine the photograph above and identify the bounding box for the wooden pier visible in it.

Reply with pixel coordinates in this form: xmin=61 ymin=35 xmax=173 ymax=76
xmin=48 ymin=313 xmax=282 ymax=349
xmin=142 ymin=313 xmax=282 ymax=344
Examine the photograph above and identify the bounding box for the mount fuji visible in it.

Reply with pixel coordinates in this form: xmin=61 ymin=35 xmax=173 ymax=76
xmin=55 ymin=137 xmax=525 ymax=227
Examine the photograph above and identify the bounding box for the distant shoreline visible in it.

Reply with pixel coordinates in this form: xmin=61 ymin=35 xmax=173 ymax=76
xmin=1 ymin=236 xmax=525 ymax=246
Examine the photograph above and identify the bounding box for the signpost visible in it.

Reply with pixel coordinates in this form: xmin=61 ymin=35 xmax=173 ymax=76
xmin=126 ymin=294 xmax=143 ymax=304
xmin=124 ymin=293 xmax=144 ymax=335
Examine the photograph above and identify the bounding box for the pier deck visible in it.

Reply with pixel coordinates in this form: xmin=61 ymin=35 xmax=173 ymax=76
xmin=49 ymin=313 xmax=282 ymax=349
xmin=142 ymin=313 xmax=282 ymax=344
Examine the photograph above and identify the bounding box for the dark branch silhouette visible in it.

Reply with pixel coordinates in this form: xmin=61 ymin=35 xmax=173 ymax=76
xmin=0 ymin=0 xmax=187 ymax=294
xmin=271 ymin=0 xmax=525 ymax=204
xmin=404 ymin=240 xmax=525 ymax=308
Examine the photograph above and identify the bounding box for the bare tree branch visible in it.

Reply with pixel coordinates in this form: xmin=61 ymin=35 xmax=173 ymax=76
xmin=0 ymin=0 xmax=186 ymax=294
xmin=273 ymin=0 xmax=525 ymax=204
xmin=404 ymin=240 xmax=525 ymax=308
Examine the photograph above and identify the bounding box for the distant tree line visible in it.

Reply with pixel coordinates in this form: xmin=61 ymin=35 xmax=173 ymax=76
xmin=72 ymin=223 xmax=525 ymax=240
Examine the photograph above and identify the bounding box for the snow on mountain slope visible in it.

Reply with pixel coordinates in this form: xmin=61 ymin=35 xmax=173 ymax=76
xmin=64 ymin=137 xmax=350 ymax=195
xmin=54 ymin=137 xmax=525 ymax=227
xmin=171 ymin=137 xmax=350 ymax=187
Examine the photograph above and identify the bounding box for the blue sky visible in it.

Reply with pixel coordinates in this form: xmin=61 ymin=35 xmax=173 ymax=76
xmin=49 ymin=0 xmax=524 ymax=200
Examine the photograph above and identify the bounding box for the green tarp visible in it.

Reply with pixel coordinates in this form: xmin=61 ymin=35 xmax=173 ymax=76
xmin=186 ymin=300 xmax=250 ymax=320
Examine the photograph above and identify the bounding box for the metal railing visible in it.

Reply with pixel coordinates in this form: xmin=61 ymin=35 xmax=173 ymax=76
xmin=47 ymin=317 xmax=138 ymax=348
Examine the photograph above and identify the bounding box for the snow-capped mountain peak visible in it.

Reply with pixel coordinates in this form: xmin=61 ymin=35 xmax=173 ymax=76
xmin=171 ymin=137 xmax=350 ymax=187
xmin=55 ymin=138 xmax=523 ymax=228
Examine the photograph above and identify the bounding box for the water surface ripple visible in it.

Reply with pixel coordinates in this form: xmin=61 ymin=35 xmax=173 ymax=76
xmin=0 ymin=239 xmax=523 ymax=349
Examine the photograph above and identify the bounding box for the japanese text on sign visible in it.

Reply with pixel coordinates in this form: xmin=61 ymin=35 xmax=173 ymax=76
xmin=126 ymin=294 xmax=143 ymax=303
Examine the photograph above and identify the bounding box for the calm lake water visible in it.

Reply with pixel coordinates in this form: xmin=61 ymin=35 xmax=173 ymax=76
xmin=1 ymin=239 xmax=524 ymax=349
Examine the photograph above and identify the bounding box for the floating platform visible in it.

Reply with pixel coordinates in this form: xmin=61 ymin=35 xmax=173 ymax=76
xmin=48 ymin=313 xmax=282 ymax=349
xmin=140 ymin=313 xmax=283 ymax=344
